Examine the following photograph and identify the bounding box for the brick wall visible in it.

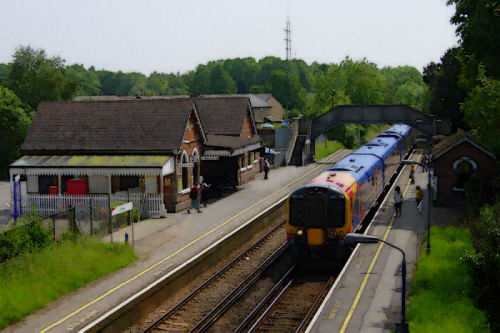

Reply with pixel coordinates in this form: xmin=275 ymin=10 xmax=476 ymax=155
xmin=164 ymin=110 xmax=204 ymax=212
xmin=266 ymin=95 xmax=284 ymax=121
xmin=434 ymin=141 xmax=495 ymax=206
xmin=240 ymin=107 xmax=256 ymax=138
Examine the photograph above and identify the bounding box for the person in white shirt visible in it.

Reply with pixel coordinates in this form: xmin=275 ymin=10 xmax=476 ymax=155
xmin=394 ymin=186 xmax=403 ymax=217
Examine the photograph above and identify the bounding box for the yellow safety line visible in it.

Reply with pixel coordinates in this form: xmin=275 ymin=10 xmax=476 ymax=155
xmin=340 ymin=152 xmax=419 ymax=333
xmin=40 ymin=151 xmax=345 ymax=332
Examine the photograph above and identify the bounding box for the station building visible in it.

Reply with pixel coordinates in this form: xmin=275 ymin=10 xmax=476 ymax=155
xmin=432 ymin=130 xmax=496 ymax=206
xmin=10 ymin=96 xmax=262 ymax=215
xmin=195 ymin=97 xmax=262 ymax=185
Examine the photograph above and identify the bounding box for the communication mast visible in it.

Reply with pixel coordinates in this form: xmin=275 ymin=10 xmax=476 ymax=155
xmin=284 ymin=18 xmax=292 ymax=110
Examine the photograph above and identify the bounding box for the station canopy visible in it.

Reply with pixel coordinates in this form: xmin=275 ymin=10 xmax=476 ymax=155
xmin=10 ymin=155 xmax=174 ymax=177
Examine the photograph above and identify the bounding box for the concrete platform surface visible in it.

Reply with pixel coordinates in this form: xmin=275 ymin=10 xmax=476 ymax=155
xmin=4 ymin=150 xmax=349 ymax=333
xmin=308 ymin=151 xmax=453 ymax=333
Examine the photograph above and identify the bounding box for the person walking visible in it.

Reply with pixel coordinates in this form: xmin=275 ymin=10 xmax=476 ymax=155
xmin=415 ymin=185 xmax=424 ymax=214
xmin=187 ymin=183 xmax=201 ymax=213
xmin=394 ymin=186 xmax=403 ymax=217
xmin=409 ymin=165 xmax=415 ymax=184
xmin=263 ymin=158 xmax=270 ymax=180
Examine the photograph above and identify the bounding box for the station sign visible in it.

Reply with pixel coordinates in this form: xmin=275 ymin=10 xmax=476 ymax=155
xmin=201 ymin=156 xmax=220 ymax=161
xmin=178 ymin=162 xmax=194 ymax=168
xmin=112 ymin=202 xmax=133 ymax=216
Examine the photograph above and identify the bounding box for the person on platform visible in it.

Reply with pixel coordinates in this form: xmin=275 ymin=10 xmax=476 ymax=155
xmin=409 ymin=165 xmax=415 ymax=184
xmin=263 ymin=158 xmax=271 ymax=180
xmin=415 ymin=186 xmax=424 ymax=214
xmin=394 ymin=186 xmax=403 ymax=217
xmin=200 ymin=180 xmax=211 ymax=207
xmin=187 ymin=183 xmax=201 ymax=214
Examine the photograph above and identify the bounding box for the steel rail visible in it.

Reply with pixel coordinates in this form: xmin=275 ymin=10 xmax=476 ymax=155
xmin=295 ymin=275 xmax=337 ymax=333
xmin=143 ymin=218 xmax=287 ymax=332
xmin=248 ymin=278 xmax=295 ymax=332
xmin=190 ymin=242 xmax=289 ymax=332
xmin=234 ymin=265 xmax=296 ymax=333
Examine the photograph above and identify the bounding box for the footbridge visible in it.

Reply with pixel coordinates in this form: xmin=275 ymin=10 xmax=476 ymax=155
xmin=294 ymin=105 xmax=440 ymax=164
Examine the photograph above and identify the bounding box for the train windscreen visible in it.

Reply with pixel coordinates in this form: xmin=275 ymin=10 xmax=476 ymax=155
xmin=289 ymin=187 xmax=345 ymax=228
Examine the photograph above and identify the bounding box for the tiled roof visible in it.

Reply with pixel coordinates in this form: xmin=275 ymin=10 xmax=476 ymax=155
xmin=21 ymin=99 xmax=193 ymax=154
xmin=432 ymin=130 xmax=496 ymax=160
xmin=205 ymin=134 xmax=261 ymax=149
xmin=194 ymin=97 xmax=253 ymax=136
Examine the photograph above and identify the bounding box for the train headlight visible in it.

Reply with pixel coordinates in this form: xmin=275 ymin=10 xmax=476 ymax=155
xmin=339 ymin=231 xmax=344 ymax=236
xmin=330 ymin=231 xmax=337 ymax=237
xmin=297 ymin=230 xmax=303 ymax=236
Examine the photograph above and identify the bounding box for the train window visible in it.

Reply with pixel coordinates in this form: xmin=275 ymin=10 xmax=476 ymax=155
xmin=289 ymin=188 xmax=345 ymax=228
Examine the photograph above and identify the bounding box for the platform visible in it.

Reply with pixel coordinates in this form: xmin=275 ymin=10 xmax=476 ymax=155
xmin=5 ymin=150 xmax=349 ymax=333
xmin=307 ymin=151 xmax=430 ymax=332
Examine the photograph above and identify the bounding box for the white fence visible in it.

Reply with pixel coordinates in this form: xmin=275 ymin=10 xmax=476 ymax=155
xmin=22 ymin=193 xmax=163 ymax=220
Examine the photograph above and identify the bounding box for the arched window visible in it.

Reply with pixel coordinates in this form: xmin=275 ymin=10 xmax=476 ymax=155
xmin=192 ymin=149 xmax=199 ymax=184
xmin=181 ymin=151 xmax=189 ymax=190
xmin=453 ymin=157 xmax=476 ymax=190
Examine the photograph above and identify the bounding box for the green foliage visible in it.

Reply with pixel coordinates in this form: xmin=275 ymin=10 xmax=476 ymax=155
xmin=0 ymin=213 xmax=52 ymax=263
xmin=6 ymin=46 xmax=78 ymax=109
xmin=423 ymin=47 xmax=468 ymax=131
xmin=462 ymin=74 xmax=500 ymax=154
xmin=463 ymin=203 xmax=500 ymax=330
xmin=265 ymin=70 xmax=306 ymax=110
xmin=315 ymin=140 xmax=344 ymax=160
xmin=407 ymin=226 xmax=489 ymax=332
xmin=65 ymin=64 xmax=101 ymax=96
xmin=0 ymin=86 xmax=31 ymax=179
xmin=448 ymin=0 xmax=500 ymax=79
xmin=189 ymin=62 xmax=237 ymax=94
xmin=222 ymin=58 xmax=258 ymax=93
xmin=0 ymin=237 xmax=136 ymax=328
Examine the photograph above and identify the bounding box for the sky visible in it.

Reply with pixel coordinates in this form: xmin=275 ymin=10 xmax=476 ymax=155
xmin=0 ymin=0 xmax=459 ymax=75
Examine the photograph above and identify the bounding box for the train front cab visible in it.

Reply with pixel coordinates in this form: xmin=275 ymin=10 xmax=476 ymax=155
xmin=286 ymin=183 xmax=353 ymax=266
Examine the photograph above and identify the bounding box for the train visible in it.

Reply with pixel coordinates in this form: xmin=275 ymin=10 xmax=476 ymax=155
xmin=286 ymin=124 xmax=416 ymax=264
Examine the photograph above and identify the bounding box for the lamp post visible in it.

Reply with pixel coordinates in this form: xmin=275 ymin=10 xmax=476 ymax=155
xmin=400 ymin=156 xmax=432 ymax=255
xmin=345 ymin=233 xmax=409 ymax=333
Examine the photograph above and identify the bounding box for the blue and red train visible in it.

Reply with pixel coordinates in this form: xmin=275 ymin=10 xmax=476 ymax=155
xmin=286 ymin=124 xmax=415 ymax=263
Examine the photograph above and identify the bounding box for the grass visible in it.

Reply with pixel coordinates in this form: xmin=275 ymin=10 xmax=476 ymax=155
xmin=315 ymin=140 xmax=345 ymax=160
xmin=407 ymin=226 xmax=489 ymax=332
xmin=0 ymin=236 xmax=137 ymax=329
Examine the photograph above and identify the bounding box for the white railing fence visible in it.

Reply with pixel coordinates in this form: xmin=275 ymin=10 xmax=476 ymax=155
xmin=22 ymin=193 xmax=163 ymax=221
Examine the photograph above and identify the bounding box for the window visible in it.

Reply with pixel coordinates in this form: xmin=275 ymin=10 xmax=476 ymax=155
xmin=453 ymin=157 xmax=476 ymax=190
xmin=181 ymin=151 xmax=189 ymax=190
xmin=192 ymin=149 xmax=199 ymax=184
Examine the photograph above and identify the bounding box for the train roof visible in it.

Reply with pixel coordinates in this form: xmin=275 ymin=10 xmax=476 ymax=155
xmin=352 ymin=136 xmax=398 ymax=159
xmin=380 ymin=124 xmax=412 ymax=138
xmin=326 ymin=153 xmax=382 ymax=182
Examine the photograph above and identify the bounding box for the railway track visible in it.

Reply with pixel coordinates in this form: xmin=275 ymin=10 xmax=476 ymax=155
xmin=235 ymin=273 xmax=336 ymax=333
xmin=143 ymin=220 xmax=289 ymax=332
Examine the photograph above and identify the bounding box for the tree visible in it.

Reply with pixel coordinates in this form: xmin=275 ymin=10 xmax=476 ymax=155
xmin=462 ymin=74 xmax=500 ymax=154
xmin=222 ymin=58 xmax=259 ymax=93
xmin=0 ymin=86 xmax=31 ymax=178
xmin=7 ymin=46 xmax=77 ymax=109
xmin=189 ymin=63 xmax=236 ymax=94
xmin=265 ymin=70 xmax=306 ymax=111
xmin=448 ymin=0 xmax=500 ymax=79
xmin=423 ymin=47 xmax=468 ymax=130
xmin=65 ymin=64 xmax=101 ymax=96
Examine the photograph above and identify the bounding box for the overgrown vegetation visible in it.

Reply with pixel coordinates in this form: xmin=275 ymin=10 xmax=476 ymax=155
xmin=315 ymin=140 xmax=345 ymax=160
xmin=0 ymin=236 xmax=136 ymax=329
xmin=407 ymin=226 xmax=489 ymax=332
xmin=0 ymin=213 xmax=51 ymax=262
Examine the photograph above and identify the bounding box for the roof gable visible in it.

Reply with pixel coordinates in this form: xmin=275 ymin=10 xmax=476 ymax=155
xmin=195 ymin=97 xmax=253 ymax=136
xmin=22 ymin=99 xmax=194 ymax=154
xmin=432 ymin=130 xmax=496 ymax=161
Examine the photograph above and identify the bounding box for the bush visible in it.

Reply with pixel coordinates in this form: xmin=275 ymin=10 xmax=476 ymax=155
xmin=463 ymin=203 xmax=500 ymax=331
xmin=0 ymin=214 xmax=51 ymax=263
xmin=407 ymin=226 xmax=489 ymax=332
xmin=110 ymin=201 xmax=139 ymax=226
